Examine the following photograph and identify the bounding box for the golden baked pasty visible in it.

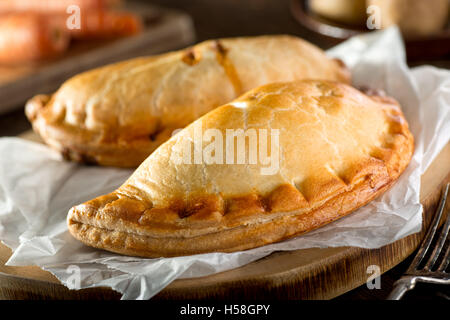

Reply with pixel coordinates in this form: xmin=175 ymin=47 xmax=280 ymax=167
xmin=67 ymin=80 xmax=414 ymax=257
xmin=25 ymin=35 xmax=350 ymax=167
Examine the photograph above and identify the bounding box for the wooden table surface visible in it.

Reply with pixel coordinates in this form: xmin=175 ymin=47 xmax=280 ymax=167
xmin=0 ymin=0 xmax=449 ymax=300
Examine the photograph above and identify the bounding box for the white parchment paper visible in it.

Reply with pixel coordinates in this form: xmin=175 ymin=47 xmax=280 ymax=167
xmin=0 ymin=27 xmax=449 ymax=300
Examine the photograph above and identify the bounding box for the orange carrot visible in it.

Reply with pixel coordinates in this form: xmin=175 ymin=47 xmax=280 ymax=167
xmin=0 ymin=13 xmax=70 ymax=64
xmin=67 ymin=11 xmax=142 ymax=39
xmin=0 ymin=0 xmax=120 ymax=14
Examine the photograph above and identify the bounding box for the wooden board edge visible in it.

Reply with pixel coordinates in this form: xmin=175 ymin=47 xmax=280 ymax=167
xmin=0 ymin=272 xmax=120 ymax=300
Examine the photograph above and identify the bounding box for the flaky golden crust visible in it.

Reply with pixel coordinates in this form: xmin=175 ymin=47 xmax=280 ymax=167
xmin=26 ymin=35 xmax=350 ymax=168
xmin=67 ymin=80 xmax=414 ymax=257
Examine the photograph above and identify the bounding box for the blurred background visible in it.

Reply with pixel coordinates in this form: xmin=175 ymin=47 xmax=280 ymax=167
xmin=148 ymin=0 xmax=450 ymax=61
xmin=0 ymin=0 xmax=448 ymax=300
xmin=146 ymin=0 xmax=450 ymax=89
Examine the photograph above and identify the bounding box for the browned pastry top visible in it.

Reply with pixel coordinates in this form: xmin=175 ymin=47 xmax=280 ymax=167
xmin=67 ymin=80 xmax=414 ymax=257
xmin=26 ymin=35 xmax=350 ymax=167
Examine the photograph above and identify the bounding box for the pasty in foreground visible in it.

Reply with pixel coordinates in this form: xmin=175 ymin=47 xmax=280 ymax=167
xmin=67 ymin=80 xmax=414 ymax=257
xmin=25 ymin=35 xmax=350 ymax=168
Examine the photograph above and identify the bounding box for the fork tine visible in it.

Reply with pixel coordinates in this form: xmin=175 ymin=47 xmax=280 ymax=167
xmin=425 ymin=208 xmax=450 ymax=270
xmin=408 ymin=183 xmax=449 ymax=272
xmin=437 ymin=243 xmax=450 ymax=272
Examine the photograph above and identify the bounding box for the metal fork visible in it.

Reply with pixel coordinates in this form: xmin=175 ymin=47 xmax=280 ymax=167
xmin=387 ymin=183 xmax=450 ymax=300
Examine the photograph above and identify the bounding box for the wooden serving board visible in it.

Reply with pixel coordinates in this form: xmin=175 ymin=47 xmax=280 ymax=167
xmin=0 ymin=2 xmax=195 ymax=115
xmin=0 ymin=132 xmax=449 ymax=300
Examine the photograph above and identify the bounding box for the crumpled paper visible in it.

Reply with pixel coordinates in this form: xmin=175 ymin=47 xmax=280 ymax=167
xmin=0 ymin=27 xmax=449 ymax=300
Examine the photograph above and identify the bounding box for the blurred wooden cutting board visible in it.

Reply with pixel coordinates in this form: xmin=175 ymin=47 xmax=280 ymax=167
xmin=0 ymin=2 xmax=195 ymax=115
xmin=0 ymin=130 xmax=449 ymax=299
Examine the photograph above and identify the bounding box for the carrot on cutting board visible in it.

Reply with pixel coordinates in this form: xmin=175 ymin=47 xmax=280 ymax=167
xmin=0 ymin=13 xmax=70 ymax=65
xmin=0 ymin=0 xmax=121 ymax=14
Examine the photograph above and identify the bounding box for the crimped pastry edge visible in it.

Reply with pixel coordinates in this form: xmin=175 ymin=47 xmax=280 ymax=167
xmin=25 ymin=94 xmax=165 ymax=167
xmin=67 ymin=173 xmax=396 ymax=258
